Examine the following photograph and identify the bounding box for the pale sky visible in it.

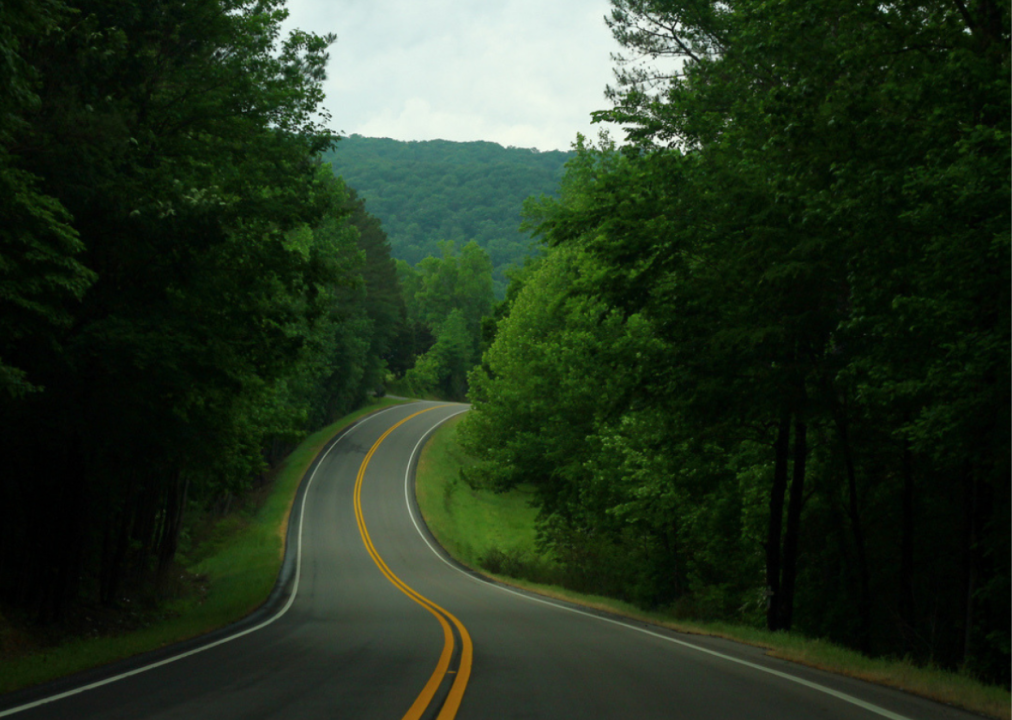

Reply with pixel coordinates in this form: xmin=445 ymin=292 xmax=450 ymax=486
xmin=280 ymin=0 xmax=624 ymax=152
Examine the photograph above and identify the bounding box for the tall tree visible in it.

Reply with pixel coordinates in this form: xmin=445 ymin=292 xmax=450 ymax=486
xmin=461 ymin=0 xmax=1009 ymax=681
xmin=0 ymin=0 xmax=350 ymax=619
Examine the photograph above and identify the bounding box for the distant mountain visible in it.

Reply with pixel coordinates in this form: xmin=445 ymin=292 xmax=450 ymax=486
xmin=322 ymin=135 xmax=573 ymax=297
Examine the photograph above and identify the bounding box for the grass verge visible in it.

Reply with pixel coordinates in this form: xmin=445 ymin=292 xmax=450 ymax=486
xmin=415 ymin=416 xmax=1011 ymax=720
xmin=414 ymin=415 xmax=539 ymax=569
xmin=0 ymin=397 xmax=411 ymax=697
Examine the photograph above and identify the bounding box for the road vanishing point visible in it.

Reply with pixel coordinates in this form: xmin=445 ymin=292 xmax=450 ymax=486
xmin=0 ymin=402 xmax=982 ymax=719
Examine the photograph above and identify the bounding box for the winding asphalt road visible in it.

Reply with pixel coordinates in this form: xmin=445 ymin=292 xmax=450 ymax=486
xmin=0 ymin=401 xmax=982 ymax=719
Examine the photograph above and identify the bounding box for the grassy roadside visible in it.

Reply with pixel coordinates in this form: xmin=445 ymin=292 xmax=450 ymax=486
xmin=414 ymin=416 xmax=539 ymax=569
xmin=415 ymin=416 xmax=1011 ymax=720
xmin=0 ymin=397 xmax=410 ymax=696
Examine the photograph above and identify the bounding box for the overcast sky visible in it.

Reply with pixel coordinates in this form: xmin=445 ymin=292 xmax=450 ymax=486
xmin=280 ymin=0 xmax=624 ymax=152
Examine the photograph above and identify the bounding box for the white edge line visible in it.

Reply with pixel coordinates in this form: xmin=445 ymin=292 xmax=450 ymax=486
xmin=0 ymin=403 xmax=408 ymax=718
xmin=403 ymin=409 xmax=913 ymax=720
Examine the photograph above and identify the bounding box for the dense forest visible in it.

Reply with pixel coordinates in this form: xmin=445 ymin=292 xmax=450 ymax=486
xmin=0 ymin=0 xmax=407 ymax=622
xmin=322 ymin=135 xmax=571 ymax=297
xmin=462 ymin=0 xmax=1010 ymax=686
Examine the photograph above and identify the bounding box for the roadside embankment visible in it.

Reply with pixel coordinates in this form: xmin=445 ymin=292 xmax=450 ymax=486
xmin=414 ymin=416 xmax=1011 ymax=720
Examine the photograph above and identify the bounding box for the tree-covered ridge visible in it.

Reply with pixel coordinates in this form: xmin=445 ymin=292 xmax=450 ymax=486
xmin=0 ymin=0 xmax=404 ymax=622
xmin=463 ymin=0 xmax=1009 ymax=687
xmin=322 ymin=135 xmax=572 ymax=297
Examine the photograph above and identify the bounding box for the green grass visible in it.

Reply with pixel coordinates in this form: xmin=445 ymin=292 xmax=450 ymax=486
xmin=415 ymin=418 xmax=1012 ymax=720
xmin=0 ymin=396 xmax=411 ymax=696
xmin=414 ymin=415 xmax=540 ymax=569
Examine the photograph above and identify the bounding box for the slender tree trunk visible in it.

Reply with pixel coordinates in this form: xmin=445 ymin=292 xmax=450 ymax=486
xmin=961 ymin=463 xmax=978 ymax=664
xmin=779 ymin=416 xmax=807 ymax=631
xmin=765 ymin=415 xmax=791 ymax=631
xmin=132 ymin=480 xmax=162 ymax=579
xmin=101 ymin=508 xmax=132 ymax=606
xmin=664 ymin=518 xmax=680 ymax=599
xmin=100 ymin=522 xmax=114 ymax=604
xmin=58 ymin=512 xmax=85 ymax=620
xmin=835 ymin=412 xmax=873 ymax=653
xmin=34 ymin=437 xmax=85 ymax=622
xmin=157 ymin=472 xmax=189 ymax=580
xmin=899 ymin=441 xmax=915 ymax=651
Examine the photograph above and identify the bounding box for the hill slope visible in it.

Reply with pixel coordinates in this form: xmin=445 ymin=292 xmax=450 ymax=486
xmin=323 ymin=135 xmax=572 ymax=296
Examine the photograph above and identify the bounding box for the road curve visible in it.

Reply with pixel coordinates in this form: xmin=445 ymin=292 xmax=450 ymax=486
xmin=0 ymin=401 xmax=981 ymax=719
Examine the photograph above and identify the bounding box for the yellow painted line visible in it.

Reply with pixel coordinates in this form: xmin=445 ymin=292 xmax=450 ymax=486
xmin=353 ymin=406 xmax=473 ymax=720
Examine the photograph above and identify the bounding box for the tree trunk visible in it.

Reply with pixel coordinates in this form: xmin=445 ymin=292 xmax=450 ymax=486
xmin=961 ymin=463 xmax=978 ymax=664
xmin=779 ymin=416 xmax=807 ymax=631
xmin=101 ymin=508 xmax=132 ymax=606
xmin=157 ymin=472 xmax=189 ymax=581
xmin=835 ymin=411 xmax=873 ymax=653
xmin=664 ymin=518 xmax=681 ymax=599
xmin=899 ymin=440 xmax=915 ymax=651
xmin=765 ymin=415 xmax=791 ymax=631
xmin=38 ymin=439 xmax=86 ymax=623
xmin=131 ymin=479 xmax=162 ymax=579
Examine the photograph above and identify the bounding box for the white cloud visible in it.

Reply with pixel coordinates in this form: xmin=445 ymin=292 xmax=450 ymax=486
xmin=281 ymin=0 xmax=624 ymax=151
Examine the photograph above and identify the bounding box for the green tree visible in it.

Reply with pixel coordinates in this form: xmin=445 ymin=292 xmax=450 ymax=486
xmin=395 ymin=241 xmax=494 ymax=400
xmin=0 ymin=0 xmax=350 ymax=619
xmin=0 ymin=0 xmax=95 ymax=397
xmin=463 ymin=0 xmax=1009 ymax=680
xmin=600 ymin=0 xmax=1009 ymax=671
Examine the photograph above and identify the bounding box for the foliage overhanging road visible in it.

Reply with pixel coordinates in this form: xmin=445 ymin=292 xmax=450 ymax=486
xmin=0 ymin=402 xmax=984 ymax=719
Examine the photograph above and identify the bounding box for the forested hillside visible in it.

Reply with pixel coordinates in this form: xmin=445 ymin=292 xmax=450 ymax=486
xmin=0 ymin=0 xmax=403 ymax=623
xmin=323 ymin=135 xmax=572 ymax=296
xmin=463 ymin=0 xmax=1010 ymax=687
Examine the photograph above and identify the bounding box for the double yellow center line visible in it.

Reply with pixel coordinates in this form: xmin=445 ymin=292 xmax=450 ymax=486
xmin=353 ymin=407 xmax=473 ymax=720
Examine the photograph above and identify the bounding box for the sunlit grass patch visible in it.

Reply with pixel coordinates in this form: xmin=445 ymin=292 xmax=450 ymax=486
xmin=414 ymin=415 xmax=541 ymax=569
